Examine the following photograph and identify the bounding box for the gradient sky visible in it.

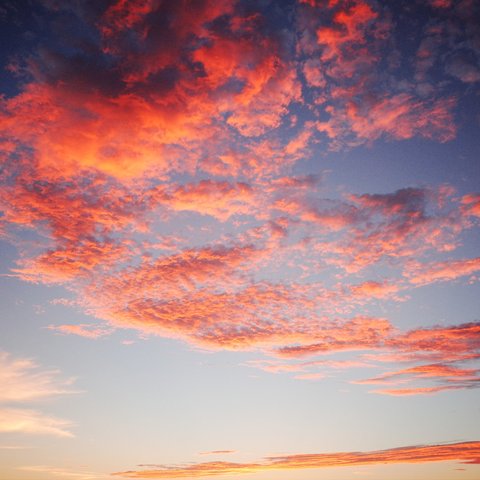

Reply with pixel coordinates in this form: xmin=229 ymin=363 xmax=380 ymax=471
xmin=1 ymin=0 xmax=480 ymax=479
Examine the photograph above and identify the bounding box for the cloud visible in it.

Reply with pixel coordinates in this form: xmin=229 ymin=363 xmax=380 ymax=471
xmin=353 ymin=363 xmax=480 ymax=395
xmin=19 ymin=465 xmax=108 ymax=479
xmin=198 ymin=451 xmax=236 ymax=456
xmin=0 ymin=352 xmax=77 ymax=437
xmin=405 ymin=257 xmax=480 ymax=285
xmin=389 ymin=322 xmax=480 ymax=363
xmin=373 ymin=384 xmax=479 ymax=396
xmin=47 ymin=324 xmax=114 ymax=339
xmin=160 ymin=180 xmax=257 ymax=221
xmin=0 ymin=351 xmax=76 ymax=402
xmin=0 ymin=408 xmax=74 ymax=438
xmin=428 ymin=0 xmax=453 ymax=9
xmin=295 ymin=0 xmax=462 ymax=149
xmin=461 ymin=194 xmax=480 ymax=217
xmin=1 ymin=0 xmax=479 ymax=405
xmin=112 ymin=441 xmax=480 ymax=477
xmin=349 ymin=281 xmax=402 ymax=300
xmin=12 ymin=240 xmax=133 ymax=284
xmin=446 ymin=54 xmax=480 ymax=83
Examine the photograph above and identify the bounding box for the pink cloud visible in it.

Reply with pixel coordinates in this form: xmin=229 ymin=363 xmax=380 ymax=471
xmin=405 ymin=257 xmax=480 ymax=285
xmin=198 ymin=451 xmax=236 ymax=456
xmin=48 ymin=324 xmax=114 ymax=339
xmin=317 ymin=95 xmax=456 ymax=146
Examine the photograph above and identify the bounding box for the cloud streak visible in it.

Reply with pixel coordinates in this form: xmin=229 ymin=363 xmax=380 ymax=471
xmin=0 ymin=352 xmax=77 ymax=437
xmin=112 ymin=441 xmax=480 ymax=478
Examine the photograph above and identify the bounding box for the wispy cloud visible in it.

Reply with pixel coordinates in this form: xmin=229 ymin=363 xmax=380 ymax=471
xmin=19 ymin=465 xmax=108 ymax=479
xmin=112 ymin=441 xmax=480 ymax=478
xmin=0 ymin=408 xmax=74 ymax=438
xmin=198 ymin=451 xmax=236 ymax=456
xmin=0 ymin=352 xmax=77 ymax=437
xmin=0 ymin=351 xmax=77 ymax=402
xmin=405 ymin=257 xmax=480 ymax=285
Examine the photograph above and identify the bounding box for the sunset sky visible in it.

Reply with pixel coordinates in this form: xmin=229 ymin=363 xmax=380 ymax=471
xmin=1 ymin=0 xmax=479 ymax=479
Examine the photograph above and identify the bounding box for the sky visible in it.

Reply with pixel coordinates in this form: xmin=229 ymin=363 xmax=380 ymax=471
xmin=0 ymin=0 xmax=479 ymax=479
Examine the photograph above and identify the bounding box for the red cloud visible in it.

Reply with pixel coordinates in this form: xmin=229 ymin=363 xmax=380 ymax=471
xmin=112 ymin=441 xmax=480 ymax=477
xmin=317 ymin=95 xmax=456 ymax=146
xmin=316 ymin=1 xmax=378 ymax=63
xmin=428 ymin=0 xmax=453 ymax=8
xmin=294 ymin=0 xmax=460 ymax=148
xmin=461 ymin=194 xmax=480 ymax=217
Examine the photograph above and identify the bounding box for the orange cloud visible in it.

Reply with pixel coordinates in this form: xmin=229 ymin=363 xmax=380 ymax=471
xmin=162 ymin=180 xmax=256 ymax=221
xmin=349 ymin=281 xmax=402 ymax=300
xmin=112 ymin=441 xmax=480 ymax=477
xmin=19 ymin=465 xmax=107 ymax=479
xmin=13 ymin=240 xmax=133 ymax=284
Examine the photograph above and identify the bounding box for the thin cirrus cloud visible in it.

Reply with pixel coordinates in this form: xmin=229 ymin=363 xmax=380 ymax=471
xmin=0 ymin=352 xmax=77 ymax=437
xmin=0 ymin=351 xmax=77 ymax=403
xmin=0 ymin=408 xmax=74 ymax=438
xmin=352 ymin=363 xmax=480 ymax=396
xmin=112 ymin=441 xmax=480 ymax=478
xmin=19 ymin=465 xmax=108 ymax=480
xmin=198 ymin=451 xmax=236 ymax=456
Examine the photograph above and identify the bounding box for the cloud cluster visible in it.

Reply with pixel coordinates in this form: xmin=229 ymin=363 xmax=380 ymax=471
xmin=1 ymin=0 xmax=479 ymax=398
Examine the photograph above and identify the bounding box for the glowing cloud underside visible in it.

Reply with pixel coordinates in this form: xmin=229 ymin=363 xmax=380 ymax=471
xmin=113 ymin=441 xmax=480 ymax=478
